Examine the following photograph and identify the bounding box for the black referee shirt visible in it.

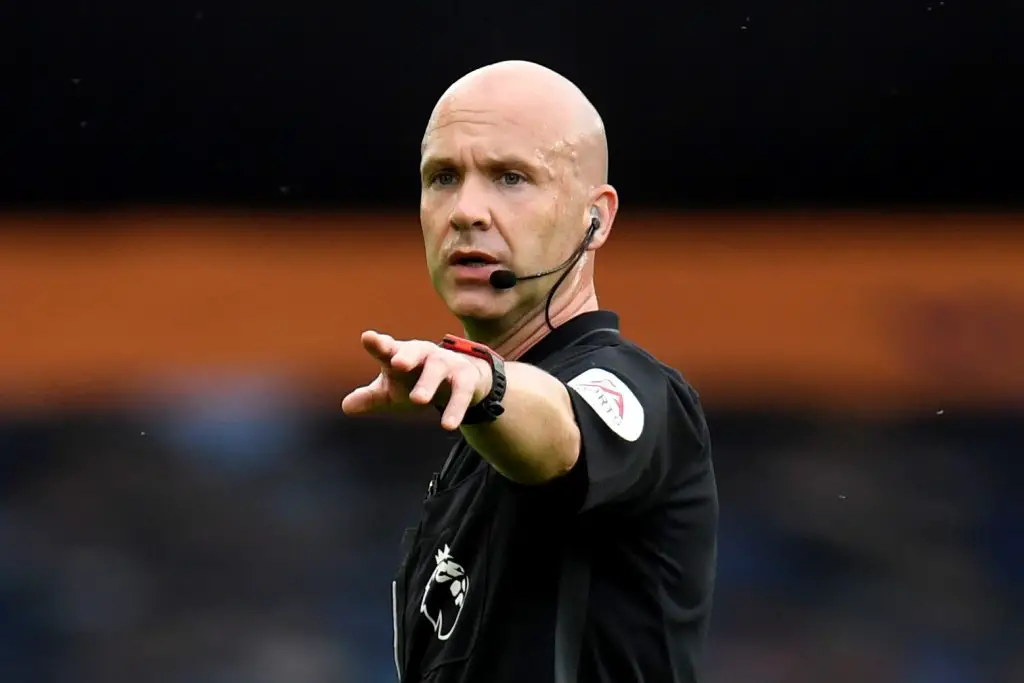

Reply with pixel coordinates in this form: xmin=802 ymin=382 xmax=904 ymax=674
xmin=392 ymin=310 xmax=718 ymax=683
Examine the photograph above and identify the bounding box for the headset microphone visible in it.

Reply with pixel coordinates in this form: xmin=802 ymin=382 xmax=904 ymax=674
xmin=487 ymin=269 xmax=519 ymax=290
xmin=488 ymin=211 xmax=601 ymax=330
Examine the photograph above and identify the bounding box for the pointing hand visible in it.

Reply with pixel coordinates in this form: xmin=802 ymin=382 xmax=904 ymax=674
xmin=341 ymin=331 xmax=492 ymax=430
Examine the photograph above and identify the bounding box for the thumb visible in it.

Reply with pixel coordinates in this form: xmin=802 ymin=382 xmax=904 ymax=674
xmin=340 ymin=374 xmax=391 ymax=415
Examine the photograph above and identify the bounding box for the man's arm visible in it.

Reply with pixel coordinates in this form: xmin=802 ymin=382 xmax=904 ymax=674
xmin=460 ymin=360 xmax=581 ymax=486
xmin=461 ymin=352 xmax=683 ymax=513
xmin=340 ymin=331 xmax=581 ymax=485
xmin=342 ymin=331 xmax=687 ymax=512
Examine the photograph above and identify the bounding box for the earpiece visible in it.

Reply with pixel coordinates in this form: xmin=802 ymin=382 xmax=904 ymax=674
xmin=586 ymin=207 xmax=601 ymax=245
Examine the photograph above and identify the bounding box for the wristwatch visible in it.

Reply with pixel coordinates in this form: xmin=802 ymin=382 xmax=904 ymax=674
xmin=439 ymin=334 xmax=507 ymax=424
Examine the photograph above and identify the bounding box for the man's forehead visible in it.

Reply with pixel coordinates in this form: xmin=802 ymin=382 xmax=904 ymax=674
xmin=422 ymin=99 xmax=578 ymax=164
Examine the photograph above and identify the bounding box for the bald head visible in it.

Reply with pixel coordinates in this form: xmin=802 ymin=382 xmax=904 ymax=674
xmin=423 ymin=61 xmax=608 ymax=186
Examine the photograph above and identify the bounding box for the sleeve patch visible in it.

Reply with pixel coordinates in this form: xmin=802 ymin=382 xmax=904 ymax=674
xmin=567 ymin=368 xmax=645 ymax=442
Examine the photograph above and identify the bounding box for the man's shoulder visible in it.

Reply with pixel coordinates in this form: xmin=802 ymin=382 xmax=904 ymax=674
xmin=546 ymin=337 xmax=703 ymax=416
xmin=535 ymin=336 xmax=710 ymax=470
xmin=615 ymin=340 xmax=706 ymax=427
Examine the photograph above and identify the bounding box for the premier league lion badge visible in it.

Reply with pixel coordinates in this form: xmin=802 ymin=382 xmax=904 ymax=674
xmin=420 ymin=544 xmax=469 ymax=641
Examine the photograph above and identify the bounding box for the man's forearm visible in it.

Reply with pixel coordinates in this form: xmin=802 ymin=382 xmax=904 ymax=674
xmin=461 ymin=361 xmax=580 ymax=485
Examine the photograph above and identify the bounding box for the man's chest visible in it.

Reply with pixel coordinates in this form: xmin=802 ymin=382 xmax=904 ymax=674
xmin=393 ymin=448 xmax=564 ymax=681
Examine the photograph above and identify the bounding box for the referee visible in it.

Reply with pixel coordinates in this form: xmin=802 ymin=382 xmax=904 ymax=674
xmin=342 ymin=61 xmax=717 ymax=683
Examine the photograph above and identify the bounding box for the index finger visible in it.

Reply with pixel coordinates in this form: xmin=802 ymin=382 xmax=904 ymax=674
xmin=361 ymin=330 xmax=398 ymax=364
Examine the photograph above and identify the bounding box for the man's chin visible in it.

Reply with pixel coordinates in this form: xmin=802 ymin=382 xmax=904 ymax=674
xmin=444 ymin=290 xmax=510 ymax=321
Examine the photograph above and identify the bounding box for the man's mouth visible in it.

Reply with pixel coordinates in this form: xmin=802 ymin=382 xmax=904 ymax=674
xmin=455 ymin=258 xmax=491 ymax=267
xmin=449 ymin=252 xmax=499 ymax=268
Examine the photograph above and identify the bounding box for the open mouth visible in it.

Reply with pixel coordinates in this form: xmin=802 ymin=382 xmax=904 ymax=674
xmin=450 ymin=253 xmax=498 ymax=268
xmin=455 ymin=257 xmax=491 ymax=267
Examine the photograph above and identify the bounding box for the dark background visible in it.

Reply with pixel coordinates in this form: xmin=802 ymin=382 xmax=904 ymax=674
xmin=2 ymin=2 xmax=1023 ymax=683
xmin=6 ymin=0 xmax=1022 ymax=209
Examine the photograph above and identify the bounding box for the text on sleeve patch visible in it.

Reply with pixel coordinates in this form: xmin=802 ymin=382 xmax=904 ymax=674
xmin=567 ymin=368 xmax=645 ymax=442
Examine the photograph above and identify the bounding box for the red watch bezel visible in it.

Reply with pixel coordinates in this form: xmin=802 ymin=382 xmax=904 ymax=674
xmin=440 ymin=334 xmax=503 ymax=362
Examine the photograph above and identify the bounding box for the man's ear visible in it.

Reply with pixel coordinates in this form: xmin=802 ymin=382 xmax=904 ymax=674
xmin=586 ymin=185 xmax=618 ymax=251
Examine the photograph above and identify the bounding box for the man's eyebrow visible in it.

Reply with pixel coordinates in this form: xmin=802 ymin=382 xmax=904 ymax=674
xmin=420 ymin=155 xmax=457 ymax=174
xmin=421 ymin=152 xmax=548 ymax=176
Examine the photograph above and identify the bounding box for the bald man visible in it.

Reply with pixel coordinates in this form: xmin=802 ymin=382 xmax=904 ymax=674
xmin=342 ymin=61 xmax=717 ymax=683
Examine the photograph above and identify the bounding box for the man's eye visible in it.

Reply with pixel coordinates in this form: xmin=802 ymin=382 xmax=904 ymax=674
xmin=501 ymin=172 xmax=525 ymax=186
xmin=433 ymin=171 xmax=458 ymax=186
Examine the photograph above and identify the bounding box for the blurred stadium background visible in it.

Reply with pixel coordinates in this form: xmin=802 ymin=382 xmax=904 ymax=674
xmin=3 ymin=2 xmax=1023 ymax=682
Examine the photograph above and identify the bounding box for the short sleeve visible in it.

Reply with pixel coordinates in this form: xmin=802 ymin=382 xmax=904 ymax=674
xmin=556 ymin=347 xmax=675 ymax=513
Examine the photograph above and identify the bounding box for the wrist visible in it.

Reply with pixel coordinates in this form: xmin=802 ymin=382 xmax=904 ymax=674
xmin=438 ymin=335 xmax=507 ymax=425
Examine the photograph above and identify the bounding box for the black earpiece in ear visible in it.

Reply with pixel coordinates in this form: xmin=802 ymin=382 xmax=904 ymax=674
xmin=589 ymin=207 xmax=601 ymax=233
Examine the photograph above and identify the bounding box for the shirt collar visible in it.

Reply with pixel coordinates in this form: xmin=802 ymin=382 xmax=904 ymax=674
xmin=518 ymin=310 xmax=621 ymax=364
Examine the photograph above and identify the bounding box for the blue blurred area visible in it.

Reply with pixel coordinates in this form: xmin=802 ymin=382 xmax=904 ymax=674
xmin=0 ymin=389 xmax=1020 ymax=683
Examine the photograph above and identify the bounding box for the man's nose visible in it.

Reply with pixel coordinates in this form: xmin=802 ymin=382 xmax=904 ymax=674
xmin=449 ymin=178 xmax=491 ymax=231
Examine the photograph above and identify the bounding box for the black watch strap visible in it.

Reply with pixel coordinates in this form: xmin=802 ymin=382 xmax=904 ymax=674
xmin=439 ymin=334 xmax=507 ymax=424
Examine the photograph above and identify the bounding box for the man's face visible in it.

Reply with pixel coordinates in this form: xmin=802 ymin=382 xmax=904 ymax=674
xmin=419 ymin=101 xmax=585 ymax=323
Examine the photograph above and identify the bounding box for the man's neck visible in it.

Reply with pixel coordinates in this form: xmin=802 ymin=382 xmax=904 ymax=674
xmin=465 ymin=283 xmax=599 ymax=360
